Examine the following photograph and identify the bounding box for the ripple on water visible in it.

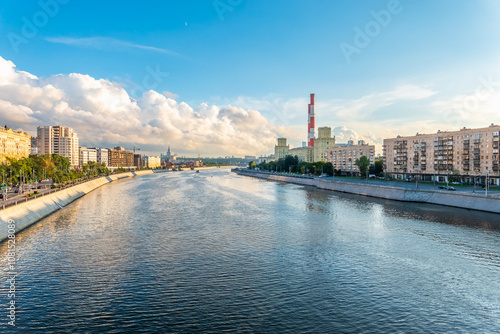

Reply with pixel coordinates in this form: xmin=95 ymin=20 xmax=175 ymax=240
xmin=1 ymin=169 xmax=499 ymax=333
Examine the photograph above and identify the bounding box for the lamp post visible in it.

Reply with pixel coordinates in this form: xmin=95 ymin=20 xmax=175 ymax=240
xmin=486 ymin=171 xmax=490 ymax=197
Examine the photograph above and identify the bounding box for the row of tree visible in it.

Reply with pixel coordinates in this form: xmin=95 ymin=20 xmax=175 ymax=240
xmin=0 ymin=154 xmax=110 ymax=185
xmin=249 ymin=155 xmax=383 ymax=177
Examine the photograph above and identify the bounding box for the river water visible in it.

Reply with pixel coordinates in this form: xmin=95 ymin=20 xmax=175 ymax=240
xmin=1 ymin=169 xmax=500 ymax=333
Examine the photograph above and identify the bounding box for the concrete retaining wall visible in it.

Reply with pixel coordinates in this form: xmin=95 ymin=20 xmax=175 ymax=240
xmin=0 ymin=170 xmax=154 ymax=242
xmin=235 ymin=170 xmax=500 ymax=214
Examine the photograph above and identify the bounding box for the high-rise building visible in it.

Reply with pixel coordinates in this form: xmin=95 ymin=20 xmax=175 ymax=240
xmin=31 ymin=137 xmax=37 ymax=155
xmin=0 ymin=125 xmax=31 ymax=164
xmin=383 ymin=124 xmax=500 ymax=184
xmin=36 ymin=125 xmax=79 ymax=167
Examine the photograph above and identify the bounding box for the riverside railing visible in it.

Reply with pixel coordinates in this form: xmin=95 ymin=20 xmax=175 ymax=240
xmin=0 ymin=170 xmax=131 ymax=211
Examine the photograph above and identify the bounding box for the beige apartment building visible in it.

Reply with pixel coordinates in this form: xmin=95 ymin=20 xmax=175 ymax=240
xmin=0 ymin=126 xmax=31 ymax=164
xmin=325 ymin=140 xmax=375 ymax=176
xmin=37 ymin=125 xmax=79 ymax=167
xmin=383 ymin=124 xmax=500 ymax=185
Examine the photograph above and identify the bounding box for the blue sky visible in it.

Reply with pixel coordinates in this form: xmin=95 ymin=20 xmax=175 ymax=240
xmin=1 ymin=0 xmax=500 ymax=156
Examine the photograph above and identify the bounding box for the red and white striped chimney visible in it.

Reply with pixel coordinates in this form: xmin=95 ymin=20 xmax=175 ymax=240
xmin=307 ymin=93 xmax=315 ymax=147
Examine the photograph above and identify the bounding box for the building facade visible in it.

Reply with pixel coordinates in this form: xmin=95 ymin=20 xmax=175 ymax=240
xmin=37 ymin=125 xmax=79 ymax=167
xmin=94 ymin=148 xmax=109 ymax=166
xmin=274 ymin=138 xmax=290 ymax=160
xmin=326 ymin=141 xmax=375 ymax=175
xmin=0 ymin=126 xmax=31 ymax=164
xmin=108 ymin=147 xmax=134 ymax=168
xmin=383 ymin=125 xmax=500 ymax=184
xmin=30 ymin=137 xmax=37 ymax=155
xmin=144 ymin=155 xmax=161 ymax=168
xmin=134 ymin=154 xmax=143 ymax=168
xmin=79 ymin=147 xmax=97 ymax=166
xmin=274 ymin=126 xmax=335 ymax=163
xmin=313 ymin=127 xmax=336 ymax=162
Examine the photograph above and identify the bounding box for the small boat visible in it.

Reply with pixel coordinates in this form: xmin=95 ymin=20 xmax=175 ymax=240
xmin=196 ymin=170 xmax=200 ymax=173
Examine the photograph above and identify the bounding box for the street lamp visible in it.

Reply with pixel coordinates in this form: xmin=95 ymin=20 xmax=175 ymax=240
xmin=486 ymin=170 xmax=490 ymax=197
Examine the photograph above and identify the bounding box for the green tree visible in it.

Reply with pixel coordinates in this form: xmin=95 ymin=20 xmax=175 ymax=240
xmin=355 ymin=156 xmax=370 ymax=178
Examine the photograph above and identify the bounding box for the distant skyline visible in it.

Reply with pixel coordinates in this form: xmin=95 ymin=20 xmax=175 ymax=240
xmin=1 ymin=0 xmax=500 ymax=156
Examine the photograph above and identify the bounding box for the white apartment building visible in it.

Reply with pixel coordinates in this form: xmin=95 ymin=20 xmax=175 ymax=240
xmin=37 ymin=125 xmax=79 ymax=167
xmin=79 ymin=147 xmax=98 ymax=166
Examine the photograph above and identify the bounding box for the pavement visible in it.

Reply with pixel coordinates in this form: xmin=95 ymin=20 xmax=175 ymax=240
xmin=247 ymin=170 xmax=500 ymax=197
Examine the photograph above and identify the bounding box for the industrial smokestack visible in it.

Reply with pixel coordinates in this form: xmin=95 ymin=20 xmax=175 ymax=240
xmin=307 ymin=93 xmax=315 ymax=147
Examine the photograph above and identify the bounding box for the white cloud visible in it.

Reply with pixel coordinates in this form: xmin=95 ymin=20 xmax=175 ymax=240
xmin=162 ymin=91 xmax=179 ymax=99
xmin=45 ymin=37 xmax=179 ymax=56
xmin=0 ymin=56 xmax=276 ymax=156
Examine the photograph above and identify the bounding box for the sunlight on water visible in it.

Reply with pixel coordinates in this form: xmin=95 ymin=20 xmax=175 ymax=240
xmin=1 ymin=169 xmax=499 ymax=333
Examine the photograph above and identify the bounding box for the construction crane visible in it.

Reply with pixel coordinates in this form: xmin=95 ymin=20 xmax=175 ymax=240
xmin=125 ymin=146 xmax=141 ymax=153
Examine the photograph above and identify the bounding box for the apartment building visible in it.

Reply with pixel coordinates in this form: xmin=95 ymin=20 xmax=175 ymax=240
xmin=79 ymin=147 xmax=98 ymax=166
xmin=383 ymin=124 xmax=500 ymax=184
xmin=37 ymin=125 xmax=79 ymax=167
xmin=108 ymin=147 xmax=134 ymax=168
xmin=325 ymin=140 xmax=375 ymax=176
xmin=0 ymin=126 xmax=31 ymax=164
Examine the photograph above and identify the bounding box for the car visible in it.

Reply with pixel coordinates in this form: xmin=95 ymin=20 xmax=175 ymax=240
xmin=438 ymin=185 xmax=456 ymax=191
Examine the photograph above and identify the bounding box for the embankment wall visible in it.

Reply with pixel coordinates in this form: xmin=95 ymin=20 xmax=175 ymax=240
xmin=0 ymin=170 xmax=154 ymax=242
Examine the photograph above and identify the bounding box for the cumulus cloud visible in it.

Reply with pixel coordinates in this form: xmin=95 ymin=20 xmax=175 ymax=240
xmin=0 ymin=56 xmax=276 ymax=156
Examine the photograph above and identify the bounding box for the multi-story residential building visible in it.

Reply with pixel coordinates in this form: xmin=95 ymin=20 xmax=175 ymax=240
xmin=0 ymin=126 xmax=31 ymax=164
xmin=274 ymin=126 xmax=336 ymax=163
xmin=94 ymin=148 xmax=109 ymax=166
xmin=30 ymin=137 xmax=37 ymax=155
xmin=383 ymin=124 xmax=500 ymax=185
xmin=326 ymin=140 xmax=375 ymax=176
xmin=79 ymin=147 xmax=97 ymax=166
xmin=134 ymin=154 xmax=143 ymax=168
xmin=108 ymin=147 xmax=134 ymax=168
xmin=144 ymin=155 xmax=161 ymax=168
xmin=37 ymin=125 xmax=79 ymax=167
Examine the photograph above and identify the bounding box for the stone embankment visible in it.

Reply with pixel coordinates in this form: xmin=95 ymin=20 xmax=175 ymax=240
xmin=233 ymin=169 xmax=500 ymax=214
xmin=0 ymin=170 xmax=154 ymax=242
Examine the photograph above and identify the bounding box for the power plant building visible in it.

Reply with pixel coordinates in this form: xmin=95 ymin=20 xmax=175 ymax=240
xmin=274 ymin=94 xmax=335 ymax=163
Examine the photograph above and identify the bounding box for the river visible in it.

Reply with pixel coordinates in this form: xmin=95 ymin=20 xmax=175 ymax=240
xmin=1 ymin=168 xmax=499 ymax=333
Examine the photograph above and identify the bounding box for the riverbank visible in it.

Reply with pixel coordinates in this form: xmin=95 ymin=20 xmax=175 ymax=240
xmin=233 ymin=169 xmax=500 ymax=214
xmin=0 ymin=170 xmax=154 ymax=242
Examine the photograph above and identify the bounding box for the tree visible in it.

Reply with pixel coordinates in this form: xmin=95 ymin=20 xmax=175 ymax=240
xmin=355 ymin=156 xmax=370 ymax=178
xmin=248 ymin=161 xmax=257 ymax=169
xmin=323 ymin=162 xmax=334 ymax=176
